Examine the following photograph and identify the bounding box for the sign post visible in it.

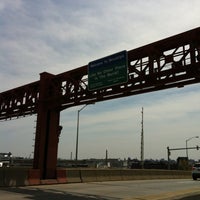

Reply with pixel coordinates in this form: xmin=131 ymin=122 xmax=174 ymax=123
xmin=88 ymin=50 xmax=128 ymax=91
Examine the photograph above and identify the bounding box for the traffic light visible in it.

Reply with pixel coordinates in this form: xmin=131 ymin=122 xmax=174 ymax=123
xmin=167 ymin=147 xmax=171 ymax=156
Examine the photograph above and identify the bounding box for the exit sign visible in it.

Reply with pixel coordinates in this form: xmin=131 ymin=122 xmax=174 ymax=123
xmin=88 ymin=50 xmax=128 ymax=91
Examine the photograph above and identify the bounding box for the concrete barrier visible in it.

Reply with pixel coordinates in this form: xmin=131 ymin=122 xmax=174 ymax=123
xmin=78 ymin=169 xmax=191 ymax=183
xmin=108 ymin=169 xmax=122 ymax=181
xmin=80 ymin=169 xmax=98 ymax=182
xmin=0 ymin=168 xmax=4 ymax=186
xmin=57 ymin=169 xmax=67 ymax=183
xmin=28 ymin=169 xmax=40 ymax=185
xmin=0 ymin=168 xmax=191 ymax=187
xmin=122 ymin=169 xmax=139 ymax=180
xmin=95 ymin=169 xmax=122 ymax=182
xmin=66 ymin=169 xmax=82 ymax=183
xmin=80 ymin=169 xmax=123 ymax=182
xmin=171 ymin=169 xmax=191 ymax=179
xmin=95 ymin=169 xmax=110 ymax=181
xmin=1 ymin=167 xmax=29 ymax=186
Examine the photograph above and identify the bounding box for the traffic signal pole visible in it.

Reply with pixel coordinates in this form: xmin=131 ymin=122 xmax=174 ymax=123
xmin=167 ymin=146 xmax=199 ymax=170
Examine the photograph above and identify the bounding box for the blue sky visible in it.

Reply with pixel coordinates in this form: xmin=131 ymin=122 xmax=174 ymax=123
xmin=0 ymin=0 xmax=200 ymax=161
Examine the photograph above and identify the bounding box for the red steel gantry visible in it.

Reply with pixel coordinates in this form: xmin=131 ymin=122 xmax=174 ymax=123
xmin=0 ymin=27 xmax=200 ymax=179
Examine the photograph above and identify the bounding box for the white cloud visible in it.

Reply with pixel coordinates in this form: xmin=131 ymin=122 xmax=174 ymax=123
xmin=0 ymin=0 xmax=200 ymax=160
xmin=0 ymin=0 xmax=22 ymax=11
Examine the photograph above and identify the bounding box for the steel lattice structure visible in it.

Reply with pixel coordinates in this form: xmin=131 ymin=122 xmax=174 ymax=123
xmin=0 ymin=27 xmax=200 ymax=179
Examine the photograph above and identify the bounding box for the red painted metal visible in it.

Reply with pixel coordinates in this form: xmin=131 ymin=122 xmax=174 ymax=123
xmin=0 ymin=27 xmax=200 ymax=179
xmin=33 ymin=72 xmax=62 ymax=179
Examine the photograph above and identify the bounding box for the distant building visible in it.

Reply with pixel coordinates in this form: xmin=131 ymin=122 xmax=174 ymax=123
xmin=177 ymin=157 xmax=189 ymax=170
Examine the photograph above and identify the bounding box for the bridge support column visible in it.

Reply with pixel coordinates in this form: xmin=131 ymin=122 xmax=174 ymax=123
xmin=33 ymin=72 xmax=61 ymax=179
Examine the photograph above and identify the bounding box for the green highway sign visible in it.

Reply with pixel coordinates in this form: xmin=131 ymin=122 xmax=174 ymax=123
xmin=88 ymin=50 xmax=128 ymax=91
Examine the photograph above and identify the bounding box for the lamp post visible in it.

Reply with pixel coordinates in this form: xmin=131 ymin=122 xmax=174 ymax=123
xmin=75 ymin=103 xmax=94 ymax=162
xmin=186 ymin=136 xmax=199 ymax=159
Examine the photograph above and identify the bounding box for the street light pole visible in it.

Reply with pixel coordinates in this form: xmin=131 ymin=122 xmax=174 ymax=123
xmin=75 ymin=104 xmax=88 ymax=162
xmin=186 ymin=136 xmax=199 ymax=159
xmin=141 ymin=107 xmax=144 ymax=169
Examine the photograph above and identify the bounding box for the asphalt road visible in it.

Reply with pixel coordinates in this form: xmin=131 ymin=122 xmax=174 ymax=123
xmin=0 ymin=179 xmax=200 ymax=200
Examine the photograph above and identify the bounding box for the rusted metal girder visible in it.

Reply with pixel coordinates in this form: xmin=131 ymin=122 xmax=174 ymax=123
xmin=0 ymin=81 xmax=39 ymax=120
xmin=1 ymin=27 xmax=200 ymax=119
xmin=1 ymin=27 xmax=200 ymax=120
xmin=0 ymin=27 xmax=200 ymax=179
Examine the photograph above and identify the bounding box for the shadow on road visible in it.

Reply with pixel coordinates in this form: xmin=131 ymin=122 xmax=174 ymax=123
xmin=0 ymin=186 xmax=117 ymax=200
xmin=175 ymin=194 xmax=200 ymax=200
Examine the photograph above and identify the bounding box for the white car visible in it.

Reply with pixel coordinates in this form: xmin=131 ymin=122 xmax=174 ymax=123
xmin=192 ymin=163 xmax=200 ymax=180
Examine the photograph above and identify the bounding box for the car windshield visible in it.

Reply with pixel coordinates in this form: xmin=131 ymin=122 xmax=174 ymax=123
xmin=194 ymin=164 xmax=200 ymax=167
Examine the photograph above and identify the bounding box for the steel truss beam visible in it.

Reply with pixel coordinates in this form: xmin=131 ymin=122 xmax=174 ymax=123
xmin=0 ymin=27 xmax=200 ymax=179
xmin=1 ymin=27 xmax=200 ymax=121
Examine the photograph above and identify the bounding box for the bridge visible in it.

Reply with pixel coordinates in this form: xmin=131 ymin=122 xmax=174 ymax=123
xmin=0 ymin=27 xmax=200 ymax=180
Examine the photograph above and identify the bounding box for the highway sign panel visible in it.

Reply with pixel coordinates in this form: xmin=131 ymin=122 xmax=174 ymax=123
xmin=88 ymin=50 xmax=128 ymax=91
